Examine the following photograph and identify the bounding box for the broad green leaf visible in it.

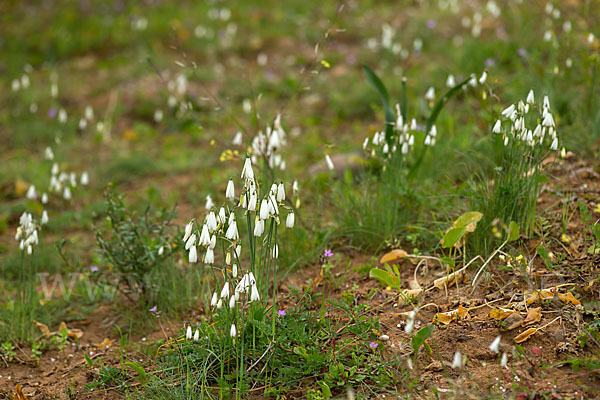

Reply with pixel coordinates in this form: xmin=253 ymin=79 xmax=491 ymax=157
xmin=440 ymin=256 xmax=455 ymax=268
xmin=369 ymin=268 xmax=402 ymax=290
xmin=84 ymin=353 xmax=94 ymax=367
xmin=318 ymin=381 xmax=332 ymax=399
xmin=507 ymin=221 xmax=520 ymax=241
xmin=454 ymin=211 xmax=483 ymax=229
xmin=363 ymin=65 xmax=395 ymax=142
xmin=410 ymin=77 xmax=471 ymax=178
xmin=411 ymin=325 xmax=434 ymax=358
xmin=536 ymin=246 xmax=551 ymax=268
xmin=124 ymin=361 xmax=148 ymax=384
xmin=442 ymin=226 xmax=467 ymax=249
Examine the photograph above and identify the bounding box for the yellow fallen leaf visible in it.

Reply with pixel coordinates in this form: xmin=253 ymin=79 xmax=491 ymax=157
xmin=34 ymin=321 xmax=52 ymax=338
xmin=68 ymin=328 xmax=84 ymax=339
xmin=93 ymin=338 xmax=113 ymax=348
xmin=526 ymin=288 xmax=581 ymax=306
xmin=522 ymin=307 xmax=542 ymax=326
xmin=380 ymin=249 xmax=409 ymax=264
xmin=312 ymin=269 xmax=324 ymax=289
xmin=13 ymin=384 xmax=29 ymax=400
xmin=526 ymin=289 xmax=556 ymax=304
xmin=59 ymin=321 xmax=84 ymax=339
xmin=558 ymin=292 xmax=581 ymax=306
xmin=435 ymin=305 xmax=470 ymax=325
xmin=489 ymin=307 xmax=519 ymax=320
xmin=514 ymin=327 xmax=537 ymax=343
xmin=15 ymin=179 xmax=29 ymax=197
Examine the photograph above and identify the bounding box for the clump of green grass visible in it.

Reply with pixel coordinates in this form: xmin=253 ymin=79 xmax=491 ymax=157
xmin=468 ymin=90 xmax=560 ymax=255
xmin=332 ymin=66 xmax=476 ymax=251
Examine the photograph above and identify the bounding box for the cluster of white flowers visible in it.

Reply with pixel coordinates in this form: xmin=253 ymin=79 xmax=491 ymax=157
xmin=77 ymin=105 xmax=95 ymax=131
xmin=15 ymin=212 xmax=39 ymax=255
xmin=182 ymin=157 xmax=294 ymax=338
xmin=185 ymin=325 xmax=200 ymax=341
xmin=244 ymin=115 xmax=287 ymax=171
xmin=494 ymin=90 xmax=559 ymax=151
xmin=25 ymin=147 xmax=90 ymax=233
xmin=48 ymin=160 xmax=89 ymax=201
xmin=362 ymin=105 xmax=422 ymax=158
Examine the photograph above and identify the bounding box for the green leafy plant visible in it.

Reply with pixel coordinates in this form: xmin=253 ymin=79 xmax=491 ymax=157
xmin=0 ymin=341 xmax=16 ymax=362
xmin=95 ymin=186 xmax=174 ymax=308
xmin=411 ymin=325 xmax=434 ymax=362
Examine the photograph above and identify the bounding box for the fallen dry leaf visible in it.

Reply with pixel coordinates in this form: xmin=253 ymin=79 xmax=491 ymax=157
xmin=433 ymin=269 xmax=467 ymax=290
xmin=502 ymin=313 xmax=524 ymax=331
xmin=93 ymin=338 xmax=113 ymax=348
xmin=558 ymin=292 xmax=581 ymax=306
xmin=312 ymin=269 xmax=324 ymax=289
xmin=33 ymin=321 xmax=52 ymax=338
xmin=380 ymin=249 xmax=409 ymax=264
xmin=489 ymin=307 xmax=519 ymax=320
xmin=526 ymin=289 xmax=555 ymax=304
xmin=59 ymin=321 xmax=84 ymax=339
xmin=526 ymin=288 xmax=581 ymax=306
xmin=522 ymin=307 xmax=542 ymax=326
xmin=13 ymin=384 xmax=29 ymax=400
xmin=435 ymin=305 xmax=470 ymax=325
xmin=398 ymin=288 xmax=423 ymax=302
xmin=514 ymin=328 xmax=538 ymax=343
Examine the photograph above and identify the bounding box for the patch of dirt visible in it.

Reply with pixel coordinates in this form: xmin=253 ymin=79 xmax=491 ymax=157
xmin=3 ymin=155 xmax=600 ymax=399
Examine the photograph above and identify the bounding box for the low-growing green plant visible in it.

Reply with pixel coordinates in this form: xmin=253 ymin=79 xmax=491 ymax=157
xmin=95 ymin=187 xmax=173 ymax=307
xmin=0 ymin=341 xmax=16 ymax=362
xmin=93 ymin=187 xmax=205 ymax=319
xmin=142 ymin=290 xmax=403 ymax=399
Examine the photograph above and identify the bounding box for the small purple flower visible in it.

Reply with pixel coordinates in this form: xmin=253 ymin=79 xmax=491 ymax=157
xmin=369 ymin=341 xmax=378 ymax=349
xmin=90 ymin=266 xmax=99 ymax=272
xmin=278 ymin=309 xmax=286 ymax=317
xmin=323 ymin=249 xmax=333 ymax=257
xmin=48 ymin=108 xmax=57 ymax=118
xmin=517 ymin=48 xmax=528 ymax=58
xmin=426 ymin=19 xmax=436 ymax=29
xmin=149 ymin=305 xmax=157 ymax=312
xmin=485 ymin=58 xmax=496 ymax=68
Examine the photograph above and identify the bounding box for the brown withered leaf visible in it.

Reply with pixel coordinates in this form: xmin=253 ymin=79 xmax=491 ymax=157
xmin=312 ymin=269 xmax=324 ymax=289
xmin=435 ymin=305 xmax=470 ymax=325
xmin=59 ymin=321 xmax=84 ymax=339
xmin=526 ymin=289 xmax=555 ymax=304
xmin=558 ymin=292 xmax=581 ymax=306
xmin=93 ymin=338 xmax=113 ymax=348
xmin=514 ymin=328 xmax=538 ymax=343
xmin=13 ymin=384 xmax=29 ymax=400
xmin=522 ymin=307 xmax=542 ymax=326
xmin=526 ymin=288 xmax=581 ymax=306
xmin=489 ymin=307 xmax=519 ymax=320
xmin=502 ymin=313 xmax=524 ymax=331
xmin=380 ymin=249 xmax=409 ymax=264
xmin=33 ymin=321 xmax=52 ymax=338
xmin=433 ymin=269 xmax=467 ymax=290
